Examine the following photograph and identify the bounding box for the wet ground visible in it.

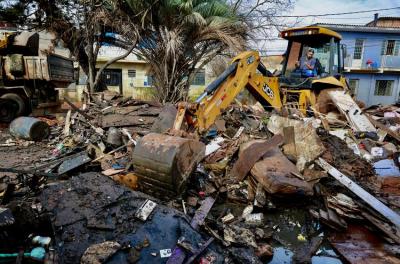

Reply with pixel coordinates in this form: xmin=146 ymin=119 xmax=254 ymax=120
xmin=0 ymin=126 xmax=52 ymax=170
xmin=210 ymin=199 xmax=343 ymax=264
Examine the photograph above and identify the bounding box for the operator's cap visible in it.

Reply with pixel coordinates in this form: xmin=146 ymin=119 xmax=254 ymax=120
xmin=308 ymin=48 xmax=315 ymax=53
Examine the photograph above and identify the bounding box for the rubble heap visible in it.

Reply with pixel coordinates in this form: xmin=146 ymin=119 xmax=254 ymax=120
xmin=0 ymin=93 xmax=400 ymax=264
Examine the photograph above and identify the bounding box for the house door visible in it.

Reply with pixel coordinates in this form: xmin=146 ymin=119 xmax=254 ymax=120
xmin=352 ymin=39 xmax=364 ymax=68
xmin=101 ymin=69 xmax=123 ymax=94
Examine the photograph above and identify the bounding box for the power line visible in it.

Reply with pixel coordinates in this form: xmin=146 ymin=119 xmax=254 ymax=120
xmin=317 ymin=11 xmax=400 ymax=20
xmin=250 ymin=6 xmax=400 ymax=18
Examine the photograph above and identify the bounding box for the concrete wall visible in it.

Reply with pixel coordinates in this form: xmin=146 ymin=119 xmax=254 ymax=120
xmin=60 ymin=58 xmax=214 ymax=103
xmin=340 ymin=31 xmax=400 ymax=68
xmin=345 ymin=72 xmax=400 ymax=105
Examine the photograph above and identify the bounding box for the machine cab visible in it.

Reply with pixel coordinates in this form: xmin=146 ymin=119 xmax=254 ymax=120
xmin=280 ymin=26 xmax=344 ymax=80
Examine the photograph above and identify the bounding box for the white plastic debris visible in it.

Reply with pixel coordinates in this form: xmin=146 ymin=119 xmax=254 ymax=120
xmin=160 ymin=249 xmax=172 ymax=258
xmin=135 ymin=200 xmax=157 ymax=221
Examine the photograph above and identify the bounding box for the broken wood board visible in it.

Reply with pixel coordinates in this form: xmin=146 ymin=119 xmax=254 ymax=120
xmin=63 ymin=109 xmax=71 ymax=137
xmin=326 ymin=90 xmax=376 ymax=132
xmin=231 ymin=134 xmax=283 ymax=182
xmin=267 ymin=115 xmax=325 ymax=171
xmin=367 ymin=114 xmax=400 ymax=143
xmin=102 ymin=168 xmax=125 ymax=176
xmin=167 ymin=197 xmax=216 ymax=264
xmin=282 ymin=126 xmax=297 ymax=159
xmin=191 ymin=197 xmax=215 ymax=230
xmin=329 ymin=224 xmax=400 ymax=264
xmin=316 ymin=158 xmax=400 ymax=230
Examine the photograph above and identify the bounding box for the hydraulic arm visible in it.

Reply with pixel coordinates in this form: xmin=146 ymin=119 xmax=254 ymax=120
xmin=173 ymin=51 xmax=283 ymax=132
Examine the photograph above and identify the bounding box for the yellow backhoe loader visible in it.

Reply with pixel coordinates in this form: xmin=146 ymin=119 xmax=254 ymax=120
xmin=132 ymin=26 xmax=350 ymax=196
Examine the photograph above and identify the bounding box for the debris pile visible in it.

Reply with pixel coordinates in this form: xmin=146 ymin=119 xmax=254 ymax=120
xmin=1 ymin=94 xmax=400 ymax=263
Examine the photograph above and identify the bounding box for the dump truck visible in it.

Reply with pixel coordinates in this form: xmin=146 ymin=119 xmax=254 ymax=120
xmin=0 ymin=30 xmax=75 ymax=122
xmin=131 ymin=26 xmax=367 ymax=197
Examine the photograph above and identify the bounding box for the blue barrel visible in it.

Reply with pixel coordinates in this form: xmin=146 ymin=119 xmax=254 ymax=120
xmin=9 ymin=117 xmax=50 ymax=141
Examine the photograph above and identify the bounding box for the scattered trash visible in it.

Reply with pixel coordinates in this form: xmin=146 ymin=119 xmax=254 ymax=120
xmin=81 ymin=241 xmax=121 ymax=264
xmin=0 ymin=207 xmax=14 ymax=227
xmin=2 ymin=92 xmax=400 ymax=263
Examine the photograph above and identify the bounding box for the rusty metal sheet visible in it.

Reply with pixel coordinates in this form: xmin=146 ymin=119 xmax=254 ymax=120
xmin=329 ymin=225 xmax=400 ymax=264
xmin=250 ymin=148 xmax=313 ymax=195
xmin=231 ymin=134 xmax=283 ymax=182
xmin=58 ymin=152 xmax=91 ymax=175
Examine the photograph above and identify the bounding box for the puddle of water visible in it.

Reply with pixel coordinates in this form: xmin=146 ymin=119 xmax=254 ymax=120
xmin=268 ymin=247 xmax=293 ymax=264
xmin=211 ymin=201 xmax=343 ymax=264
xmin=265 ymin=207 xmax=342 ymax=264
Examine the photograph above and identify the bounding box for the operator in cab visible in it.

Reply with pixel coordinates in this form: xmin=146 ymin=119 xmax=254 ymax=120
xmin=295 ymin=48 xmax=317 ymax=77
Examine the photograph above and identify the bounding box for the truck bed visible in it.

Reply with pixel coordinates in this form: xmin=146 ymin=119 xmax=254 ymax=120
xmin=23 ymin=54 xmax=74 ymax=84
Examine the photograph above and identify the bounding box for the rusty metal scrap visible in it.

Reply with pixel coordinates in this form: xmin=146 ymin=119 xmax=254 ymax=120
xmin=231 ymin=134 xmax=283 ymax=182
xmin=250 ymin=147 xmax=314 ymax=195
xmin=132 ymin=133 xmax=205 ymax=196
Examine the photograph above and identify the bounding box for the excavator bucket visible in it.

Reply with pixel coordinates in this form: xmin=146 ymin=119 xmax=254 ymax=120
xmin=132 ymin=133 xmax=205 ymax=197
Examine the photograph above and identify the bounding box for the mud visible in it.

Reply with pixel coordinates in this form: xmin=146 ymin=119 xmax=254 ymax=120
xmin=40 ymin=172 xmax=222 ymax=264
xmin=0 ymin=128 xmax=51 ymax=170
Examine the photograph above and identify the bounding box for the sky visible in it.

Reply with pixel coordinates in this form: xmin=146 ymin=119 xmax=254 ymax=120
xmin=263 ymin=0 xmax=400 ymax=54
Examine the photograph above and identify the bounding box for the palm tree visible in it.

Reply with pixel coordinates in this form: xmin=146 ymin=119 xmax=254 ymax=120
xmin=118 ymin=0 xmax=248 ymax=103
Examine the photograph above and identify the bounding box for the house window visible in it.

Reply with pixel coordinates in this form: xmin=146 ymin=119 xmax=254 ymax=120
xmin=348 ymin=79 xmax=359 ymax=95
xmin=374 ymin=80 xmax=394 ymax=96
xmin=191 ymin=69 xmax=205 ymax=86
xmin=128 ymin=70 xmax=136 ymax=78
xmin=147 ymin=75 xmax=154 ymax=86
xmin=353 ymin=39 xmax=364 ymax=60
xmin=386 ymin=40 xmax=396 ymax=55
xmin=144 ymin=75 xmax=154 ymax=86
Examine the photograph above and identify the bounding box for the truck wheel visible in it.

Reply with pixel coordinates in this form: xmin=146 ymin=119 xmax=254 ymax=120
xmin=1 ymin=93 xmax=26 ymax=117
xmin=0 ymin=99 xmax=17 ymax=122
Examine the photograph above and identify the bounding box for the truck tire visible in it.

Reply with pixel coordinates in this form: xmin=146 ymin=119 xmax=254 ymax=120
xmin=0 ymin=99 xmax=17 ymax=123
xmin=1 ymin=93 xmax=26 ymax=117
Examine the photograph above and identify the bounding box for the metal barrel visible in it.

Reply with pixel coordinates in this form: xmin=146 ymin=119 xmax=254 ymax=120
xmin=9 ymin=117 xmax=50 ymax=141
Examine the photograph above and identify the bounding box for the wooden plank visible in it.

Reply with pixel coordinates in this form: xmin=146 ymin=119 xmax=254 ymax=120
xmin=191 ymin=197 xmax=215 ymax=230
xmin=316 ymin=158 xmax=400 ymax=230
xmin=367 ymin=114 xmax=400 ymax=143
xmin=327 ymin=90 xmax=376 ymax=132
xmin=283 ymin=126 xmax=297 ymax=158
xmin=63 ymin=109 xmax=71 ymax=137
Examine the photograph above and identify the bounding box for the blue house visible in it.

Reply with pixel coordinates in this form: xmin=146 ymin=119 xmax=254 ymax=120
xmin=315 ymin=16 xmax=400 ymax=106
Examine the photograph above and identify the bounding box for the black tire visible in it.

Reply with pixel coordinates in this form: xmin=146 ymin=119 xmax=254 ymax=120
xmin=1 ymin=93 xmax=26 ymax=116
xmin=0 ymin=99 xmax=17 ymax=122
